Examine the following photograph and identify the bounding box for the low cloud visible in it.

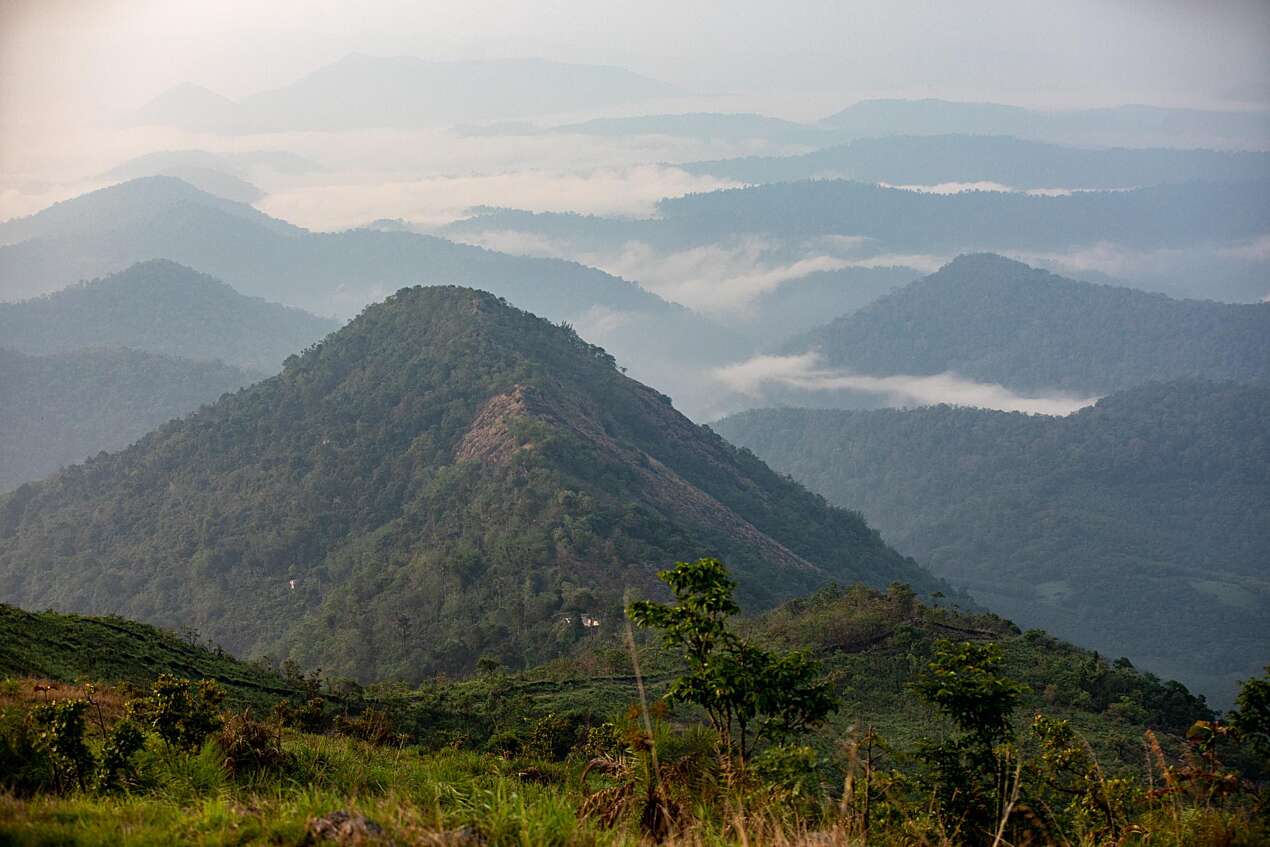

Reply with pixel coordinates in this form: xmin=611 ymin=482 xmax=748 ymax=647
xmin=447 ymin=233 xmax=941 ymax=315
xmin=259 ymin=164 xmax=740 ymax=230
xmin=713 ymin=353 xmax=1098 ymax=415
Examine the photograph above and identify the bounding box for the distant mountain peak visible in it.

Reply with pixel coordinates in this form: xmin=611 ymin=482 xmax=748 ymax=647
xmin=0 ymin=284 xmax=939 ymax=680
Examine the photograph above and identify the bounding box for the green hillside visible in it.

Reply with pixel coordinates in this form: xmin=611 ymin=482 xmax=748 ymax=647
xmin=2 ymin=578 xmax=1249 ymax=846
xmin=713 ymin=380 xmax=1270 ymax=706
xmin=797 ymin=253 xmax=1270 ymax=396
xmin=0 ymin=347 xmax=260 ymax=492
xmin=0 ymin=604 xmax=296 ymax=708
xmin=0 ymin=261 xmax=339 ymax=373
xmin=0 ymin=287 xmax=940 ymax=682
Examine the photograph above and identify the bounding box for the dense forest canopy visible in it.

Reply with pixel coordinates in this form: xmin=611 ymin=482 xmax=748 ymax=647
xmin=713 ymin=380 xmax=1270 ymax=706
xmin=796 ymin=253 xmax=1270 ymax=396
xmin=0 ymin=286 xmax=940 ymax=682
xmin=0 ymin=347 xmax=259 ymax=493
xmin=0 ymin=260 xmax=338 ymax=373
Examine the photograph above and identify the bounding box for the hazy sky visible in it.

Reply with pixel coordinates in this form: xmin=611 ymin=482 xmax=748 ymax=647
xmin=3 ymin=0 xmax=1268 ymax=137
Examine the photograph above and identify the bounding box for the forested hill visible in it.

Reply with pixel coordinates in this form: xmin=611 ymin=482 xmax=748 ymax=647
xmin=0 ymin=261 xmax=339 ymax=373
xmin=0 ymin=286 xmax=940 ymax=682
xmin=0 ymin=347 xmax=260 ymax=493
xmin=797 ymin=254 xmax=1270 ymax=396
xmin=712 ymin=380 xmax=1270 ymax=706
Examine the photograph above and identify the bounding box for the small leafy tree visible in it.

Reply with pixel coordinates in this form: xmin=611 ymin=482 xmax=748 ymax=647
xmin=1230 ymin=664 xmax=1270 ymax=763
xmin=911 ymin=639 xmax=1025 ymax=841
xmin=629 ymin=558 xmax=836 ymax=763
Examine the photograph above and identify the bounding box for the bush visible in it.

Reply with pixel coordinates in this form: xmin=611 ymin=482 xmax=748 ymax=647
xmin=293 ymin=697 xmax=331 ymax=734
xmin=96 ymin=719 xmax=146 ymax=791
xmin=527 ymin=712 xmax=586 ymax=761
xmin=752 ymin=744 xmax=825 ymax=815
xmin=334 ymin=708 xmax=396 ymax=746
xmin=126 ymin=675 xmax=224 ymax=751
xmin=0 ymin=706 xmax=56 ymax=795
xmin=31 ymin=699 xmax=95 ymax=791
xmin=216 ymin=709 xmax=289 ymax=776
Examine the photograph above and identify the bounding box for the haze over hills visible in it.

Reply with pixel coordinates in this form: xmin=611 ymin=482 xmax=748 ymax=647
xmin=655 ymin=179 xmax=1270 ymax=251
xmin=444 ymin=180 xmax=1270 ymax=304
xmin=713 ymin=380 xmax=1270 ymax=707
xmin=791 ymin=254 xmax=1270 ymax=399
xmin=0 ymin=286 xmax=941 ymax=681
xmin=820 ymin=99 xmax=1270 ymax=149
xmin=0 ymin=177 xmax=749 ymax=415
xmin=680 ymin=134 xmax=1270 ymax=188
xmin=0 ymin=261 xmax=339 ymax=373
xmin=136 ymin=54 xmax=681 ymax=133
xmin=0 ymin=346 xmax=259 ymax=493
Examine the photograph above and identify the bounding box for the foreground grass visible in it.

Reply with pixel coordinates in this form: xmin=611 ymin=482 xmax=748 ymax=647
xmin=0 ymin=736 xmax=612 ymax=846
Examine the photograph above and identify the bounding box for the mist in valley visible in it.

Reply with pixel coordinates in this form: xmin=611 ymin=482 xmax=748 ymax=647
xmin=1 ymin=6 xmax=1269 ymax=837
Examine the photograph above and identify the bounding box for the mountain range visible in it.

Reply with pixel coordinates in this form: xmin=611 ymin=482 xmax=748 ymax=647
xmin=820 ymin=98 xmax=1270 ymax=148
xmin=135 ymin=55 xmax=680 ymax=133
xmin=713 ymin=380 xmax=1270 ymax=706
xmin=792 ymin=254 xmax=1270 ymax=398
xmin=0 ymin=176 xmax=748 ymax=415
xmin=680 ymin=134 xmax=1270 ymax=188
xmin=0 ymin=286 xmax=941 ymax=681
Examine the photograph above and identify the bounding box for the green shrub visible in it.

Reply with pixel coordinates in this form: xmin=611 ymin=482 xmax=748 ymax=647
xmin=127 ymin=675 xmax=224 ymax=751
xmin=216 ymin=709 xmax=288 ymax=776
xmin=96 ymin=718 xmax=146 ymax=791
xmin=526 ymin=712 xmax=586 ymax=761
xmin=334 ymin=708 xmax=396 ymax=746
xmin=31 ymin=699 xmax=95 ymax=791
xmin=0 ymin=705 xmax=56 ymax=795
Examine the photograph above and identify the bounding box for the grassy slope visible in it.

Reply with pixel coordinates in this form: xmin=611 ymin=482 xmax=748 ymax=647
xmin=0 ymin=586 xmax=1243 ymax=846
xmin=0 ymin=604 xmax=296 ymax=709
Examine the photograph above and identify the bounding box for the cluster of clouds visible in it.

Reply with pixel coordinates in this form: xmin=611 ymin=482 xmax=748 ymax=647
xmin=712 ymin=352 xmax=1099 ymax=416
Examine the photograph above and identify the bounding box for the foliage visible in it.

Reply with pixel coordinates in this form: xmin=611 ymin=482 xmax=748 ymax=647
xmin=0 ymin=260 xmax=337 ymax=373
xmin=0 ymin=604 xmax=300 ymax=711
xmin=715 ymin=378 xmax=1270 ymax=706
xmin=95 ymin=719 xmax=145 ymax=791
xmin=911 ymin=640 xmax=1025 ymax=841
xmin=127 ymin=675 xmax=224 ymax=752
xmin=0 ymin=707 xmax=55 ymax=796
xmin=0 ymin=346 xmax=258 ymax=492
xmin=30 ymin=699 xmax=94 ymax=792
xmin=0 ymin=287 xmax=938 ymax=682
xmin=0 ymin=581 xmax=1260 ymax=845
xmin=911 ymin=640 xmax=1024 ymax=745
xmin=630 ymin=558 xmax=836 ymax=762
xmin=1231 ymin=665 xmax=1270 ymax=763
xmin=216 ymin=709 xmax=288 ymax=776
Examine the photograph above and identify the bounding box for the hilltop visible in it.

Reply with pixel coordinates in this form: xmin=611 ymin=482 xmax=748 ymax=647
xmin=0 ymin=347 xmax=259 ymax=492
xmin=0 ymin=261 xmax=339 ymax=373
xmin=0 ymin=287 xmax=940 ymax=681
xmin=796 ymin=254 xmax=1270 ymax=397
xmin=713 ymin=380 xmax=1270 ymax=705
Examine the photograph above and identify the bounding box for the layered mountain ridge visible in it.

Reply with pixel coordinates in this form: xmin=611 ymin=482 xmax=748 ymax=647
xmin=0 ymin=286 xmax=940 ymax=681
